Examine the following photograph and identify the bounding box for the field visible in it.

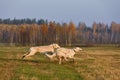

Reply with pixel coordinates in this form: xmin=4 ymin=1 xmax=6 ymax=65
xmin=0 ymin=46 xmax=120 ymax=80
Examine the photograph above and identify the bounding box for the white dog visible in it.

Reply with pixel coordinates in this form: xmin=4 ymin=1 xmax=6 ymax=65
xmin=45 ymin=47 xmax=82 ymax=64
xmin=22 ymin=43 xmax=60 ymax=59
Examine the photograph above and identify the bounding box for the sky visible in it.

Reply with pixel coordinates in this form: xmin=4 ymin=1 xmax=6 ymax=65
xmin=0 ymin=0 xmax=120 ymax=26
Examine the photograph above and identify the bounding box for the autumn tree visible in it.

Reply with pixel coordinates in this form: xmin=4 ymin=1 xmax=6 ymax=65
xmin=110 ymin=22 xmax=120 ymax=43
xmin=40 ymin=24 xmax=48 ymax=44
xmin=68 ymin=22 xmax=76 ymax=46
xmin=77 ymin=22 xmax=87 ymax=43
xmin=48 ymin=21 xmax=56 ymax=43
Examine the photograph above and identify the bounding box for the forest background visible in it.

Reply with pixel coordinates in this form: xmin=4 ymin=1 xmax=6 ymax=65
xmin=0 ymin=18 xmax=120 ymax=46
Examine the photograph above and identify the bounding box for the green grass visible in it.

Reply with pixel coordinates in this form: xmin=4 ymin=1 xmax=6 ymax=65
xmin=0 ymin=46 xmax=120 ymax=80
xmin=0 ymin=47 xmax=83 ymax=80
xmin=13 ymin=61 xmax=82 ymax=80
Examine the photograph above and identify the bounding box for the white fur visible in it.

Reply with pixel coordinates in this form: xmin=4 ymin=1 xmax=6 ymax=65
xmin=22 ymin=43 xmax=60 ymax=59
xmin=45 ymin=47 xmax=82 ymax=64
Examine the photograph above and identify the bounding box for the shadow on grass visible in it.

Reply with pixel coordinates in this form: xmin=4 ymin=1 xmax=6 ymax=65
xmin=0 ymin=57 xmax=58 ymax=64
xmin=0 ymin=58 xmax=22 ymax=62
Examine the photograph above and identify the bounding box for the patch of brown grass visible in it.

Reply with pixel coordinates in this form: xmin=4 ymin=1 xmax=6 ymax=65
xmin=0 ymin=60 xmax=17 ymax=80
xmin=75 ymin=48 xmax=120 ymax=80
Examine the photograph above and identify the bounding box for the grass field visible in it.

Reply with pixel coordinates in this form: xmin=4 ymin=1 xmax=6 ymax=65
xmin=0 ymin=46 xmax=120 ymax=80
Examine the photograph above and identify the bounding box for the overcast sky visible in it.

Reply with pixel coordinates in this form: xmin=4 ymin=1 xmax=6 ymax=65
xmin=0 ymin=0 xmax=120 ymax=26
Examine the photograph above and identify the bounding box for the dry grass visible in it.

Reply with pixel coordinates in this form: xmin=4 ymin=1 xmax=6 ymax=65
xmin=0 ymin=46 xmax=119 ymax=80
xmin=74 ymin=47 xmax=120 ymax=80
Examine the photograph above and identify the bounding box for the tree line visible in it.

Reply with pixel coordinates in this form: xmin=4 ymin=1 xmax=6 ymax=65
xmin=0 ymin=18 xmax=47 ymax=25
xmin=0 ymin=18 xmax=120 ymax=46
